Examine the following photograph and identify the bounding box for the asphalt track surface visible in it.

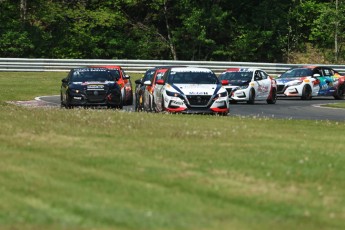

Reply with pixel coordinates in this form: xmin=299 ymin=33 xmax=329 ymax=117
xmin=37 ymin=95 xmax=345 ymax=121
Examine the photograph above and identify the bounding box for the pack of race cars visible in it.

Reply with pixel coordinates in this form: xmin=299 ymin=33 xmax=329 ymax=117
xmin=60 ymin=65 xmax=345 ymax=114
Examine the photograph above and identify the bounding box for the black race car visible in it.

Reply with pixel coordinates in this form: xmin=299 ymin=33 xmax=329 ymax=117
xmin=60 ymin=67 xmax=123 ymax=108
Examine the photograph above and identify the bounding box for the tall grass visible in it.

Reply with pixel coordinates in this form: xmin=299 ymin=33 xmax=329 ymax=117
xmin=0 ymin=72 xmax=345 ymax=230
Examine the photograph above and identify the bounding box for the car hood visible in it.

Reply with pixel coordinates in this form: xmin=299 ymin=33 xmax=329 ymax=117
xmin=226 ymin=80 xmax=250 ymax=87
xmin=275 ymin=77 xmax=309 ymax=85
xmin=169 ymin=84 xmax=222 ymax=95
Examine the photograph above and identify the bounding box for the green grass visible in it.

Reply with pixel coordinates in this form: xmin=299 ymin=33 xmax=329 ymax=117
xmin=322 ymin=102 xmax=345 ymax=109
xmin=1 ymin=72 xmax=345 ymax=230
xmin=0 ymin=72 xmax=143 ymax=101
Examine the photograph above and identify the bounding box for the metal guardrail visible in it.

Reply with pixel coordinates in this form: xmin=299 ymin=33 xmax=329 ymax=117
xmin=1 ymin=58 xmax=345 ymax=75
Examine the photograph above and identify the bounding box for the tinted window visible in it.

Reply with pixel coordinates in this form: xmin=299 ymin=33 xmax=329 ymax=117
xmin=280 ymin=68 xmax=313 ymax=78
xmin=108 ymin=70 xmax=121 ymax=79
xmin=143 ymin=70 xmax=156 ymax=81
xmin=169 ymin=71 xmax=219 ymax=84
xmin=71 ymin=70 xmax=113 ymax=82
xmin=155 ymin=72 xmax=165 ymax=81
xmin=323 ymin=68 xmax=333 ymax=76
xmin=219 ymin=72 xmax=252 ymax=81
xmin=259 ymin=71 xmax=268 ymax=79
xmin=254 ymin=71 xmax=262 ymax=80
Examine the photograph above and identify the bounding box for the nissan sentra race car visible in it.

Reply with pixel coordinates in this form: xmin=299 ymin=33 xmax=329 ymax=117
xmin=153 ymin=67 xmax=229 ymax=115
xmin=60 ymin=67 xmax=122 ymax=108
xmin=218 ymin=68 xmax=277 ymax=104
xmin=276 ymin=66 xmax=345 ymax=100
xmin=88 ymin=65 xmax=133 ymax=105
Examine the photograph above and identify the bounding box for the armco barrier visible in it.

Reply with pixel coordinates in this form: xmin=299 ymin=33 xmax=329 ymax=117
xmin=0 ymin=58 xmax=345 ymax=75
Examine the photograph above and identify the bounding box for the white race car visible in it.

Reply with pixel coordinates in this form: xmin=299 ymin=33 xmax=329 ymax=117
xmin=218 ymin=68 xmax=277 ymax=104
xmin=153 ymin=67 xmax=229 ymax=115
xmin=276 ymin=66 xmax=345 ymax=100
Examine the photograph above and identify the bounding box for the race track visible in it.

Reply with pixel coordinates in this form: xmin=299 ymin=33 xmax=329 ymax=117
xmin=37 ymin=95 xmax=345 ymax=121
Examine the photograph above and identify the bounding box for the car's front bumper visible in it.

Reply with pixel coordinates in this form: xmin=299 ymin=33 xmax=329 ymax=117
xmin=165 ymin=97 xmax=229 ymax=114
xmin=68 ymin=91 xmax=122 ymax=106
xmin=277 ymin=84 xmax=303 ymax=97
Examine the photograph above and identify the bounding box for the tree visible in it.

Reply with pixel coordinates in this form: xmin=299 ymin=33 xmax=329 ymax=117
xmin=310 ymin=0 xmax=345 ymax=62
xmin=0 ymin=0 xmax=34 ymax=57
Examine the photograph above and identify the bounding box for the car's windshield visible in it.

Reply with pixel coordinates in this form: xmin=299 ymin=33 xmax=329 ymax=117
xmin=219 ymin=72 xmax=252 ymax=81
xmin=143 ymin=70 xmax=156 ymax=81
xmin=71 ymin=70 xmax=114 ymax=82
xmin=169 ymin=71 xmax=219 ymax=84
xmin=108 ymin=70 xmax=121 ymax=80
xmin=280 ymin=68 xmax=313 ymax=78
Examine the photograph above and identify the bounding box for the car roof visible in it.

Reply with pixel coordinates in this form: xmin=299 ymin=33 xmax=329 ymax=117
xmin=225 ymin=68 xmax=257 ymax=72
xmin=88 ymin=65 xmax=122 ymax=69
xmin=73 ymin=67 xmax=108 ymax=72
xmin=154 ymin=65 xmax=186 ymax=69
xmin=295 ymin=66 xmax=332 ymax=69
xmin=156 ymin=68 xmax=168 ymax=72
xmin=143 ymin=66 xmax=185 ymax=73
xmin=170 ymin=67 xmax=213 ymax=73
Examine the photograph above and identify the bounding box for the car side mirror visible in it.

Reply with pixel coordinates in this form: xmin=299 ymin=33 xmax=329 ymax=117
xmin=144 ymin=80 xmax=152 ymax=86
xmin=123 ymin=75 xmax=130 ymax=80
xmin=156 ymin=79 xmax=165 ymax=85
xmin=62 ymin=78 xmax=68 ymax=83
xmin=221 ymin=80 xmax=229 ymax=86
xmin=254 ymin=76 xmax=260 ymax=81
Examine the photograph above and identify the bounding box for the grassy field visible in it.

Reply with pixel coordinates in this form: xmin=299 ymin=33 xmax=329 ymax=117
xmin=1 ymin=72 xmax=345 ymax=230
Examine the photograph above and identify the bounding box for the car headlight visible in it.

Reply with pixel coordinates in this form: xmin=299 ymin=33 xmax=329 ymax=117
xmin=70 ymin=88 xmax=81 ymax=94
xmin=166 ymin=90 xmax=181 ymax=97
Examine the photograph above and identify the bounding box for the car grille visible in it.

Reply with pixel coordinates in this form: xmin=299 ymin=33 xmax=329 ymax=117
xmin=186 ymin=95 xmax=211 ymax=106
xmin=277 ymin=85 xmax=285 ymax=93
xmin=225 ymin=88 xmax=232 ymax=97
xmin=86 ymin=90 xmax=107 ymax=102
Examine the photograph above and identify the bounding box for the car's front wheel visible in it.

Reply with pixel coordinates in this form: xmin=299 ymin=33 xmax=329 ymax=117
xmin=267 ymin=88 xmax=277 ymax=104
xmin=301 ymin=85 xmax=312 ymax=100
xmin=126 ymin=91 xmax=134 ymax=105
xmin=60 ymin=93 xmax=64 ymax=108
xmin=117 ymin=95 xmax=124 ymax=109
xmin=63 ymin=94 xmax=73 ymax=109
xmin=135 ymin=94 xmax=143 ymax=112
xmin=247 ymin=89 xmax=255 ymax=104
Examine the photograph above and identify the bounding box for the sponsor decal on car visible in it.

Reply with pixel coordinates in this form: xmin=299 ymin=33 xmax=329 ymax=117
xmin=87 ymin=85 xmax=104 ymax=90
xmin=189 ymin=92 xmax=208 ymax=95
xmin=171 ymin=100 xmax=184 ymax=106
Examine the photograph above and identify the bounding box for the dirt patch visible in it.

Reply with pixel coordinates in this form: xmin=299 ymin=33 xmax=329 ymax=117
xmin=7 ymin=99 xmax=58 ymax=108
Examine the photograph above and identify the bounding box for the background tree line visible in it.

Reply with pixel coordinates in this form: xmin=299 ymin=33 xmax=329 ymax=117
xmin=1 ymin=0 xmax=344 ymax=63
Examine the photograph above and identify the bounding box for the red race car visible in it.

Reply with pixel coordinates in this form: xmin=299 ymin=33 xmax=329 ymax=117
xmin=89 ymin=65 xmax=133 ymax=105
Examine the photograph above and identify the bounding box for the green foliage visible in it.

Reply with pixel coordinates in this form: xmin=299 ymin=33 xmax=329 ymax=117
xmin=0 ymin=30 xmax=34 ymax=57
xmin=309 ymin=0 xmax=345 ymax=62
xmin=0 ymin=0 xmax=345 ymax=63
